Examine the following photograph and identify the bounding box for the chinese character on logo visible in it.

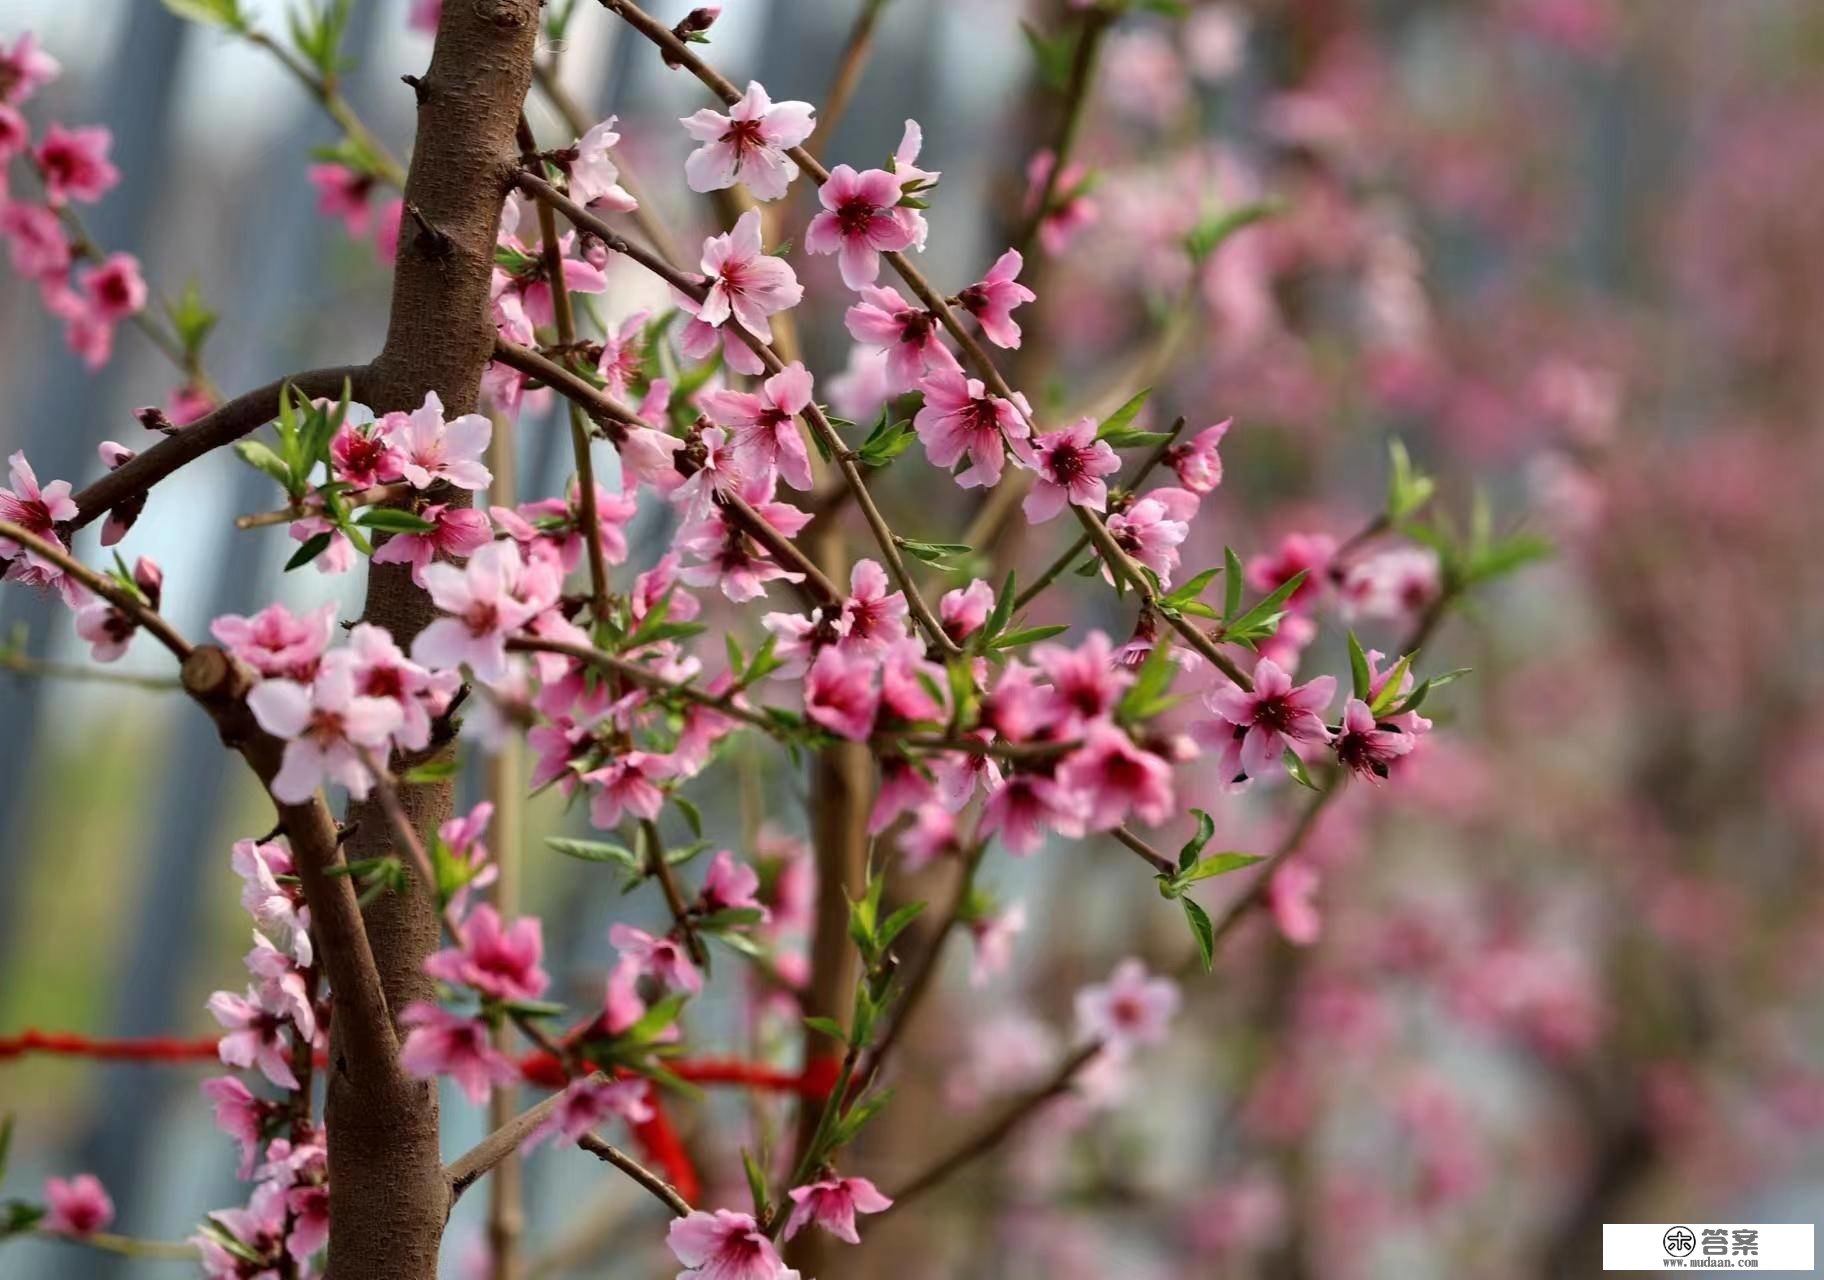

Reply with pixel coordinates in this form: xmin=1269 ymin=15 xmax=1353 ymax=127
xmin=1664 ymin=1226 xmax=1697 ymax=1257
xmin=1701 ymin=1228 xmax=1729 ymax=1257
xmin=1732 ymin=1228 xmax=1760 ymax=1256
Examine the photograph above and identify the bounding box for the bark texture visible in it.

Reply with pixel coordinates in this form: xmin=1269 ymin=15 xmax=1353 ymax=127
xmin=323 ymin=3 xmax=541 ymax=1276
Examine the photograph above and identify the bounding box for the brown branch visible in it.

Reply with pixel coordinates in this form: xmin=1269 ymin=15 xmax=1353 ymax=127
xmin=490 ymin=337 xmax=842 ymax=605
xmin=1111 ymin=826 xmax=1176 ymax=875
xmin=882 ymin=1041 xmax=1104 ymax=1211
xmin=448 ymin=1076 xmax=602 ymax=1201
xmin=641 ymin=818 xmax=707 ymax=966
xmin=512 ymin=170 xmax=960 ymax=656
xmin=577 ymin=1133 xmax=693 ymax=1217
xmin=0 ymin=520 xmax=193 ymax=659
xmin=66 ymin=365 xmax=365 ymax=533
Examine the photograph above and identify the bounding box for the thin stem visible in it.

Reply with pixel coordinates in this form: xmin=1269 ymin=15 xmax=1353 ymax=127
xmin=1014 ymin=9 xmax=1111 ymax=260
xmin=576 ymin=1133 xmax=693 ymax=1217
xmin=523 ymin=135 xmax=612 ymax=625
xmin=882 ymin=1042 xmax=1103 ymax=1211
xmin=245 ymin=30 xmax=407 ymax=188
xmin=1111 ymin=826 xmax=1175 ymax=875
xmin=235 ymin=484 xmax=411 ymax=530
xmin=1011 ymin=417 xmax=1186 ymax=611
xmin=0 ymin=521 xmax=193 ymax=660
xmin=512 ymin=171 xmax=960 ymax=656
xmin=489 ymin=337 xmax=843 ymax=605
xmin=807 ymin=0 xmax=892 ymax=163
xmin=0 ymin=649 xmax=182 ymax=690
xmin=640 ymin=818 xmax=707 ymax=967
xmin=1073 ymin=506 xmax=1253 ymax=691
xmin=42 ymin=1231 xmax=199 ymax=1261
xmin=449 ymin=1074 xmax=604 ymax=1201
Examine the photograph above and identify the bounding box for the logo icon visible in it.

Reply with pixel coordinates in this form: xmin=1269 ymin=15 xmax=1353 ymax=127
xmin=1663 ymin=1226 xmax=1696 ymax=1257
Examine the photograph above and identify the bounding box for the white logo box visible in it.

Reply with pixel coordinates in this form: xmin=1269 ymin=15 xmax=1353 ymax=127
xmin=1604 ymin=1223 xmax=1814 ymax=1271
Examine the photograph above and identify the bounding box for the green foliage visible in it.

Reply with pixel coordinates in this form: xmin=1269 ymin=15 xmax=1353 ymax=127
xmin=161 ymin=0 xmax=247 ymax=31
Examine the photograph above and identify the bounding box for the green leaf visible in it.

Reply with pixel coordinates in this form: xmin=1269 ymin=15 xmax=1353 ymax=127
xmin=672 ymin=794 xmax=704 ymax=838
xmin=877 ymin=900 xmax=925 ymax=952
xmin=402 ymin=758 xmax=459 ymax=784
xmin=1182 ymin=897 xmax=1216 ymax=971
xmin=741 ymin=1148 xmax=771 ymax=1218
xmin=1164 ymin=566 xmax=1223 ymax=610
xmin=831 ymin=1085 xmax=895 ymax=1146
xmin=896 ymin=538 xmax=974 ymax=571
xmin=697 ymin=906 xmax=766 ymax=931
xmin=1224 ymin=570 xmax=1307 ymax=644
xmin=1222 ymin=547 xmax=1245 ymax=618
xmin=353 ymin=507 xmax=436 ymax=534
xmin=1020 ymin=21 xmax=1076 ymax=90
xmin=1100 ymin=427 xmax=1173 ymax=450
xmin=161 ymin=0 xmax=246 ymax=29
xmin=1185 ymin=200 xmax=1282 ymax=265
xmin=1282 ymin=748 xmax=1319 ymax=791
xmin=803 ymin=1015 xmax=849 ymax=1044
xmin=1177 ymin=808 xmax=1215 ymax=871
xmin=1368 ymin=652 xmax=1416 ymax=715
xmin=1118 ymin=641 xmax=1179 ymax=722
xmin=1347 ymin=631 xmax=1372 ymax=703
xmin=1096 ymin=387 xmax=1152 ymax=441
xmin=284 ymin=532 xmax=333 ymax=572
xmin=234 ymin=440 xmax=294 ymax=492
xmin=856 ymin=411 xmax=916 ymax=467
xmin=989 ymin=624 xmax=1069 ymax=650
xmin=1386 ymin=438 xmax=1436 ymax=522
xmin=547 ymin=837 xmax=643 ymax=872
xmin=166 ymin=278 xmax=218 ymax=355
xmin=979 ymin=569 xmax=1017 ymax=648
xmin=1177 ymin=851 xmax=1264 ymax=884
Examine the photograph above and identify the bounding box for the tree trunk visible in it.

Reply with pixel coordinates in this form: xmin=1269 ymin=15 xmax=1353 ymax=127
xmin=322 ymin=3 xmax=540 ymax=1276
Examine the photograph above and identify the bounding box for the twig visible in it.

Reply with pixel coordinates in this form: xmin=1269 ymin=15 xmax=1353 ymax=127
xmin=577 ymin=1133 xmax=693 ymax=1217
xmin=882 ymin=1041 xmax=1103 ymax=1210
xmin=1014 ymin=8 xmax=1112 ymax=260
xmin=449 ymin=1075 xmax=606 ymax=1201
xmin=0 ymin=649 xmax=182 ymax=690
xmin=513 ymin=170 xmax=960 ymax=657
xmin=245 ymin=30 xmax=408 ymax=187
xmin=356 ymin=747 xmax=464 ymax=942
xmin=1111 ymin=826 xmax=1176 ymax=875
xmin=640 ymin=819 xmax=706 ymax=966
xmin=0 ymin=521 xmax=192 ymax=660
xmin=235 ymin=483 xmax=411 ymax=530
xmin=41 ymin=1231 xmax=199 ymax=1261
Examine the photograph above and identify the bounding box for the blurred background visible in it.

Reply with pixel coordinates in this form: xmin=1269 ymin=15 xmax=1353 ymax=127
xmin=2 ymin=0 xmax=1822 ymax=1275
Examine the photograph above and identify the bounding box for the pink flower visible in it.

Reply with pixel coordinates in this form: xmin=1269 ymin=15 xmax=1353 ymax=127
xmin=521 ymin=1077 xmax=655 ymax=1154
xmin=1332 ymin=696 xmax=1416 ymax=781
xmin=329 ymin=408 xmax=405 ymax=487
xmin=246 ymin=659 xmax=406 ymax=804
xmin=690 ymin=209 xmax=802 ymax=341
xmin=838 ymin=559 xmax=909 ymax=652
xmin=0 ymin=451 xmax=82 ymax=606
xmin=1267 ymin=860 xmax=1322 ymax=945
xmin=307 ymin=162 xmax=374 ymax=236
xmin=167 ymin=383 xmax=215 ymax=425
xmin=679 ymin=495 xmax=810 ymax=603
xmin=1103 ymin=493 xmax=1190 ymax=586
xmin=201 ymin=1076 xmax=269 ymax=1178
xmin=211 ymin=601 xmax=337 ymax=680
xmin=195 ymin=1183 xmax=288 ymax=1278
xmin=570 ymin=117 xmax=639 ymax=211
xmin=42 ymin=1174 xmax=113 ymax=1237
xmin=979 ymin=772 xmax=1085 ymax=856
xmin=844 ymin=285 xmax=958 ymax=392
xmin=827 ymin=344 xmax=894 ymax=423
xmin=0 ymin=104 xmax=26 ymax=163
xmin=1196 ymin=658 xmax=1336 ymax=783
xmin=232 ymin=837 xmax=312 ymax=965
xmin=702 ymin=850 xmax=769 ymax=920
xmin=387 ymin=390 xmax=492 ymax=490
xmin=1338 ymin=546 xmax=1441 ymax=621
xmin=667 ymin=1208 xmax=799 ymax=1280
xmin=1074 ymin=958 xmax=1180 ymax=1053
xmin=425 ymin=904 xmax=549 ymax=1001
xmin=609 ymin=923 xmax=702 ymax=994
xmin=398 ymin=1002 xmax=519 ymax=1104
xmin=783 ymin=1175 xmax=893 ymax=1244
xmin=701 ymin=361 xmax=815 ymax=491
xmin=413 ymin=540 xmax=550 ymax=682
xmin=1034 ymin=631 xmax=1131 ymax=730
xmin=208 ymin=983 xmax=312 ymax=1089
xmin=1168 ymin=419 xmax=1230 ymax=494
xmin=596 ymin=309 xmax=651 ymax=399
xmin=957 ymin=250 xmax=1036 ymax=349
xmin=913 ymin=369 xmax=1031 ymax=489
xmin=968 ymin=901 xmax=1026 ymax=988
xmin=681 ymin=81 xmax=816 ymax=201
xmin=74 ymin=555 xmax=160 ymax=662
xmin=805 ymin=164 xmax=918 ymax=289
xmin=34 ymin=124 xmax=118 ymax=205
xmin=1026 ymin=150 xmax=1098 ymax=255
xmin=0 ymin=200 xmax=69 ymax=278
xmin=804 ymin=645 xmax=879 ymax=741
xmin=369 ymin=502 xmax=493 ymax=586
xmin=1057 ymin=723 xmax=1175 ymax=830
xmin=940 ymin=577 xmax=995 ymax=643
xmin=1022 ymin=418 xmax=1120 ymax=522
xmin=1 ymin=33 xmax=60 ymax=104
xmin=900 ymin=804 xmax=965 ymax=870
xmin=584 ymin=751 xmax=676 ymax=829
xmin=1246 ymin=532 xmax=1335 ymax=613
xmin=408 ymin=0 xmax=442 ymax=33
xmin=77 ymin=251 xmax=145 ymax=321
